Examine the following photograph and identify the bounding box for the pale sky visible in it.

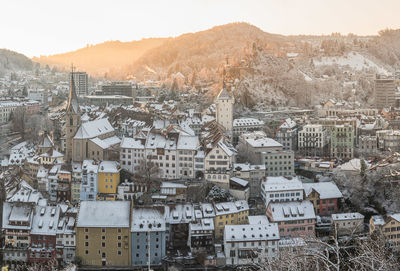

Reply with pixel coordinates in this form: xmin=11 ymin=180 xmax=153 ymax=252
xmin=1 ymin=0 xmax=399 ymax=57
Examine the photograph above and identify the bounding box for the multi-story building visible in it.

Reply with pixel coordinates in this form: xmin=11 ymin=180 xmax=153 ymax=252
xmin=56 ymin=213 xmax=76 ymax=266
xmin=332 ymin=212 xmax=364 ymax=236
xmin=131 ymin=208 xmax=166 ymax=267
xmin=358 ymin=135 xmax=377 ymax=156
xmin=330 ymin=124 xmax=355 ymax=159
xmin=266 ymin=200 xmax=316 ymax=238
xmin=71 ymin=163 xmax=82 ymax=203
xmin=80 ymin=160 xmax=99 ymax=201
xmin=215 ymin=88 xmax=234 ymax=134
xmin=233 ymin=163 xmax=265 ymax=198
xmin=97 ymin=161 xmax=120 ymax=200
xmin=28 ymin=205 xmax=60 ymax=265
xmin=100 ymin=81 xmax=135 ymax=97
xmin=205 ymin=139 xmax=237 ymax=189
xmin=120 ymin=125 xmax=199 ymax=180
xmin=232 ymin=118 xmax=264 ymax=144
xmin=188 ymin=218 xmax=214 ymax=254
xmin=213 ymin=201 xmax=249 ymax=240
xmin=239 ymin=131 xmax=295 ymax=177
xmin=298 ymin=124 xmax=329 ymax=157
xmin=276 ymin=118 xmax=298 ymax=151
xmin=261 ymin=176 xmax=303 ymax=208
xmin=377 ymin=130 xmax=400 ymax=152
xmin=369 ymin=214 xmax=400 ymax=249
xmin=76 ymin=201 xmax=131 ymax=266
xmin=375 ymin=77 xmax=396 ymax=109
xmin=303 ymin=182 xmax=342 ymax=216
xmin=224 ymin=223 xmax=279 ymax=266
xmin=71 ymin=71 xmax=89 ymax=97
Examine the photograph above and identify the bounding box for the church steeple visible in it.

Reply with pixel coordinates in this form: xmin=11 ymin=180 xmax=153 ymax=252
xmin=66 ymin=64 xmax=80 ymax=114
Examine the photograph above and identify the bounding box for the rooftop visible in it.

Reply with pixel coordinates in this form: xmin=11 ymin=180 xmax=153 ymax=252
xmin=77 ymin=201 xmax=130 ymax=228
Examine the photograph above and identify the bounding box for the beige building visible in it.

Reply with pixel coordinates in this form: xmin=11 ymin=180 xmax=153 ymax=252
xmin=215 ymin=88 xmax=234 ymax=134
xmin=370 ymin=214 xmax=400 ymax=249
xmin=76 ymin=201 xmax=131 ymax=266
xmin=375 ymin=78 xmax=396 ymax=109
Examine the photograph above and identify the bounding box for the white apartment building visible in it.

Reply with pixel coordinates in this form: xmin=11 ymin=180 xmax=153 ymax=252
xmin=205 ymin=139 xmax=237 ymax=189
xmin=332 ymin=212 xmax=365 ymax=236
xmin=298 ymin=124 xmax=329 ymax=157
xmin=224 ymin=223 xmax=280 ymax=266
xmin=261 ymin=176 xmax=304 ymax=208
xmin=276 ymin=118 xmax=298 ymax=151
xmin=215 ymin=88 xmax=234 ymax=134
xmin=120 ymin=126 xmax=199 ymax=180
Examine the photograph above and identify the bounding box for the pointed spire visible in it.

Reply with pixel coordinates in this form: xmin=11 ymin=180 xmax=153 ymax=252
xmin=66 ymin=64 xmax=79 ymax=113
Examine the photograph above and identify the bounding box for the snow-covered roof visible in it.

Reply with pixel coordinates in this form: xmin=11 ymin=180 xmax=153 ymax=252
xmin=120 ymin=137 xmax=145 ymax=149
xmin=248 ymin=215 xmax=269 ymax=225
xmin=230 ymin=177 xmax=248 ymax=187
xmin=31 ymin=205 xmax=60 ymax=236
xmin=98 ymin=161 xmax=120 ymax=173
xmin=279 ymin=118 xmax=296 ymax=130
xmin=2 ymin=203 xmax=33 ymax=230
xmin=177 ymin=134 xmax=198 ymax=150
xmin=189 ymin=218 xmax=214 ymax=232
xmin=262 ymin=176 xmax=303 ymax=192
xmin=244 ymin=137 xmax=282 ymax=148
xmin=303 ymin=182 xmax=343 ymax=199
xmin=77 ymin=201 xmax=130 ymax=228
xmin=234 ymin=163 xmax=265 ymax=171
xmin=233 ymin=118 xmax=264 ymax=127
xmin=389 ymin=213 xmax=400 ymax=223
xmin=268 ymin=201 xmax=316 ymax=222
xmin=224 ymin=223 xmax=279 ymax=242
xmin=131 ymin=208 xmax=165 ymax=232
xmin=371 ymin=215 xmax=385 ymax=226
xmin=74 ymin=118 xmax=114 ymax=139
xmin=161 ymin=182 xmax=187 ymax=189
xmin=214 ymin=201 xmax=249 ymax=216
xmin=332 ymin=212 xmax=364 ymax=221
xmin=279 ymin=237 xmax=306 ymax=247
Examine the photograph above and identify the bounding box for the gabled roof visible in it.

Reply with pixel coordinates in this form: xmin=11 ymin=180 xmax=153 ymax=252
xmin=74 ymin=118 xmax=114 ymax=139
xmin=77 ymin=201 xmax=130 ymax=228
xmin=216 ymin=88 xmax=233 ymax=100
xmin=303 ymin=182 xmax=343 ymax=199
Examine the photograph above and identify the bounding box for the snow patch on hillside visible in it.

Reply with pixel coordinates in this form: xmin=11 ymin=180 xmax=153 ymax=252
xmin=314 ymin=52 xmax=390 ymax=75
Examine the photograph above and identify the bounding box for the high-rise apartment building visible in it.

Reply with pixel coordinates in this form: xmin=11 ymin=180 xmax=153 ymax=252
xmin=71 ymin=71 xmax=89 ymax=97
xmin=375 ymin=78 xmax=396 ymax=109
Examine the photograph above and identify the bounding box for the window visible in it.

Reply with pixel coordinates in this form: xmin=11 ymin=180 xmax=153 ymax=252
xmin=102 ymin=242 xmax=106 ymax=247
xmin=85 ymin=242 xmax=89 ymax=247
xmin=118 ymin=251 xmax=122 ymax=255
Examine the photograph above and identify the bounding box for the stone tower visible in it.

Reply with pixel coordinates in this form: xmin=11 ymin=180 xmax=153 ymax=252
xmin=215 ymin=88 xmax=234 ymax=134
xmin=64 ymin=67 xmax=81 ymax=163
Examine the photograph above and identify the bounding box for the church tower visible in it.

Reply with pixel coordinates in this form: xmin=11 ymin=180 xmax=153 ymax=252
xmin=64 ymin=66 xmax=81 ymax=163
xmin=215 ymin=87 xmax=234 ymax=134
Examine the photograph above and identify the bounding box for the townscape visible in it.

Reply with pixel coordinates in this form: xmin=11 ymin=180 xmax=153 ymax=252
xmin=2 ymin=3 xmax=400 ymax=271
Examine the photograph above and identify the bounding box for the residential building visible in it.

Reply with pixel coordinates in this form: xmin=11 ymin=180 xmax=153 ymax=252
xmin=80 ymin=160 xmax=99 ymax=201
xmin=224 ymin=223 xmax=279 ymax=266
xmin=303 ymin=182 xmax=343 ymax=216
xmin=233 ymin=163 xmax=265 ymax=198
xmin=232 ymin=118 xmax=264 ymax=144
xmin=375 ymin=78 xmax=396 ymax=109
xmin=71 ymin=71 xmax=89 ymax=97
xmin=266 ymin=200 xmax=316 ymax=238
xmin=97 ymin=161 xmax=121 ymax=200
xmin=369 ymin=214 xmax=400 ymax=249
xmin=27 ymin=205 xmax=60 ymax=265
xmin=276 ymin=118 xmax=298 ymax=151
xmin=298 ymin=124 xmax=329 ymax=157
xmin=188 ymin=218 xmax=214 ymax=254
xmin=100 ymin=81 xmax=135 ymax=97
xmin=213 ymin=200 xmax=249 ymax=240
xmin=76 ymin=201 xmax=131 ymax=266
xmin=331 ymin=212 xmax=364 ymax=236
xmin=261 ymin=176 xmax=304 ymax=208
xmin=131 ymin=208 xmax=166 ymax=267
xmin=330 ymin=124 xmax=355 ymax=159
xmin=358 ymin=135 xmax=377 ymax=156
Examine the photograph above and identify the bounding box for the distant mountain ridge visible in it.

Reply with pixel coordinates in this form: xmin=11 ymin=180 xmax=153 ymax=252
xmin=33 ymin=38 xmax=168 ymax=77
xmin=33 ymin=23 xmax=287 ymax=79
xmin=0 ymin=49 xmax=34 ymax=76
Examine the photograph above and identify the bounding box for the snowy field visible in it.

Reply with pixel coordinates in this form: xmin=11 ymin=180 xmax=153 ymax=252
xmin=314 ymin=51 xmax=390 ymax=75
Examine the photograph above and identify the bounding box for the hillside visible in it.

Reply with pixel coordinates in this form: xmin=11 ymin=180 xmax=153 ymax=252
xmin=0 ymin=49 xmax=34 ymax=76
xmin=126 ymin=23 xmax=287 ymax=81
xmin=33 ymin=38 xmax=168 ymax=78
